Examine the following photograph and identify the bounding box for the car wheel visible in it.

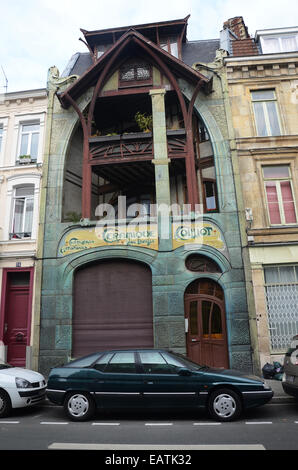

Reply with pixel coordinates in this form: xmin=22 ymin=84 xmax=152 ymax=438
xmin=0 ymin=390 xmax=12 ymax=418
xmin=64 ymin=392 xmax=95 ymax=421
xmin=208 ymin=388 xmax=242 ymax=422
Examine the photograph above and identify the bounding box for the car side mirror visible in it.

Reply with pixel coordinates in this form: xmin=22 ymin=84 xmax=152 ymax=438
xmin=178 ymin=367 xmax=192 ymax=376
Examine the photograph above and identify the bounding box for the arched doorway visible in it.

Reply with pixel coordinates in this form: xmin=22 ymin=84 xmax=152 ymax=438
xmin=184 ymin=279 xmax=229 ymax=368
xmin=72 ymin=259 xmax=154 ymax=357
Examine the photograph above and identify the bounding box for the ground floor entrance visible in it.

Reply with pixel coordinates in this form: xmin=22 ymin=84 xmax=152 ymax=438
xmin=184 ymin=279 xmax=229 ymax=368
xmin=0 ymin=268 xmax=33 ymax=367
xmin=72 ymin=259 xmax=154 ymax=357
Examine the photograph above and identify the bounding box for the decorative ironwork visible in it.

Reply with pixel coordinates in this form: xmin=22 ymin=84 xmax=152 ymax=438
xmin=89 ymin=133 xmax=153 ymax=163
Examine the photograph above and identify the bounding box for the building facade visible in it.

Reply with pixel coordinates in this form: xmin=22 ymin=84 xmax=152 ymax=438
xmin=0 ymin=88 xmax=47 ymax=368
xmin=223 ymin=18 xmax=298 ymax=366
xmin=37 ymin=17 xmax=254 ymax=376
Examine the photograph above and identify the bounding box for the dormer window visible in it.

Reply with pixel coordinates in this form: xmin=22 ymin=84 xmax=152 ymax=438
xmin=160 ymin=36 xmax=179 ymax=58
xmin=119 ymin=60 xmax=152 ymax=87
xmin=259 ymin=31 xmax=298 ymax=54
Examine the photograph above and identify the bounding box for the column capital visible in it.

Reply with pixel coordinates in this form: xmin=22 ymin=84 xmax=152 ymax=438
xmin=149 ymin=88 xmax=166 ymax=96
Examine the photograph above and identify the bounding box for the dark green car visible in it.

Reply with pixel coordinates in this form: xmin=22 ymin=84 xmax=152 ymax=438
xmin=46 ymin=349 xmax=273 ymax=422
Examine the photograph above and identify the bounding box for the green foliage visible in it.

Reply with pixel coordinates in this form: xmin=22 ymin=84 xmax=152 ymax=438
xmin=135 ymin=112 xmax=153 ymax=132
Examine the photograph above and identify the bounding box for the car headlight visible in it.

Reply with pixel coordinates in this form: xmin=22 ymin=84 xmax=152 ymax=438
xmin=15 ymin=377 xmax=33 ymax=388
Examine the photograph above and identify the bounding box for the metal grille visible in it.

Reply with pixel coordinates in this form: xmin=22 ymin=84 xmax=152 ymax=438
xmin=265 ymin=265 xmax=298 ymax=351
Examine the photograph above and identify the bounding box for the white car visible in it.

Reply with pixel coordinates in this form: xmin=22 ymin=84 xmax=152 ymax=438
xmin=0 ymin=361 xmax=47 ymax=418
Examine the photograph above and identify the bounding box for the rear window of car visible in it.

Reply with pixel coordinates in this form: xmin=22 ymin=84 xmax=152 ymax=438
xmin=64 ymin=353 xmax=103 ymax=368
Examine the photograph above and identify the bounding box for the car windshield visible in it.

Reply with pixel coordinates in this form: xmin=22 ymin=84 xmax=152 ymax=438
xmin=165 ymin=352 xmax=209 ymax=371
xmin=0 ymin=362 xmax=11 ymax=370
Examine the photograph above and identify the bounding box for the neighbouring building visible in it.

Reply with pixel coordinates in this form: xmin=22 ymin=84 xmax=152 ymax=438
xmin=37 ymin=16 xmax=254 ymax=376
xmin=0 ymin=88 xmax=47 ymax=368
xmin=223 ymin=17 xmax=298 ymax=366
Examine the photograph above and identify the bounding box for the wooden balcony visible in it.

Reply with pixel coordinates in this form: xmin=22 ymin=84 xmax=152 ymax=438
xmin=89 ymin=129 xmax=187 ymax=165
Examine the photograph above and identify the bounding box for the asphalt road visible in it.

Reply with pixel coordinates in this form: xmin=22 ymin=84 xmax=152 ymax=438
xmin=1 ymin=401 xmax=298 ymax=453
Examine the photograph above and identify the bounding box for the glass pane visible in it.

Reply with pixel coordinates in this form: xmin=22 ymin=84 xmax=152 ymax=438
xmin=140 ymin=352 xmax=172 ymax=374
xmin=211 ymin=304 xmax=223 ymax=338
xmin=281 ymin=181 xmax=297 ymax=223
xmin=20 ymin=133 xmax=29 ymax=155
xmin=13 ymin=199 xmax=24 ymax=233
xmin=24 ymin=198 xmax=34 ymax=234
xmin=199 ymin=280 xmax=215 ymax=296
xmin=105 ymin=352 xmax=136 ymax=373
xmin=281 ymin=36 xmax=297 ymax=52
xmin=264 ymin=267 xmax=280 ymax=284
xmin=170 ymin=42 xmax=178 ymax=58
xmin=189 ymin=301 xmax=198 ymax=335
xmin=95 ymin=352 xmax=114 ymax=370
xmin=265 ymin=182 xmax=281 ymax=224
xmin=30 ymin=132 xmax=39 ymax=158
xmin=262 ymin=38 xmax=280 ymax=53
xmin=22 ymin=123 xmax=39 ymax=132
xmin=204 ymin=181 xmax=217 ymax=211
xmin=136 ymin=66 xmax=150 ymax=80
xmin=266 ymin=101 xmax=281 ymax=136
xmin=15 ymin=186 xmax=34 ymax=197
xmin=279 ymin=266 xmax=296 ymax=283
xmin=202 ymin=301 xmax=212 ymax=337
xmin=253 ymin=102 xmax=268 ymax=136
xmin=263 ymin=166 xmax=289 ymax=179
xmin=251 ymin=89 xmax=275 ymax=101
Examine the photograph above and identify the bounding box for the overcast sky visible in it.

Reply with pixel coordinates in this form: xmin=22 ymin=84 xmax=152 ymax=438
xmin=1 ymin=0 xmax=297 ymax=92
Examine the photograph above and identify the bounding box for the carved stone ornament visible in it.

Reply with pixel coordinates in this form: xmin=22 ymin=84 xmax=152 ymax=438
xmin=47 ymin=66 xmax=79 ymax=90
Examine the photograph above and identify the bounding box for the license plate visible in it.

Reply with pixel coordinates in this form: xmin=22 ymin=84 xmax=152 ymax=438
xmin=287 ymin=375 xmax=295 ymax=383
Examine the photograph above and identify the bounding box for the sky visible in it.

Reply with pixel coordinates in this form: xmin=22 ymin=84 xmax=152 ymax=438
xmin=0 ymin=0 xmax=297 ymax=92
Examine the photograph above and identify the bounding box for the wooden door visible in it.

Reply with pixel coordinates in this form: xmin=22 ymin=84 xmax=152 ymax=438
xmin=1 ymin=270 xmax=32 ymax=367
xmin=185 ymin=280 xmax=229 ymax=368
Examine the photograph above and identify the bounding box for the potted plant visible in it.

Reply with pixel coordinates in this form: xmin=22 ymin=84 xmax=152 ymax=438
xmin=135 ymin=112 xmax=153 ymax=133
xmin=18 ymin=154 xmax=32 ymax=164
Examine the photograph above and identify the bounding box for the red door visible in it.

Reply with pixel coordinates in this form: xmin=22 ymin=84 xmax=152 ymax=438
xmin=1 ymin=270 xmax=32 ymax=367
xmin=185 ymin=279 xmax=229 ymax=369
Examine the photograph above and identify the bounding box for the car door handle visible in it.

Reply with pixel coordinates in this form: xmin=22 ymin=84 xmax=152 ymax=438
xmin=144 ymin=381 xmax=154 ymax=385
xmin=97 ymin=380 xmax=105 ymax=384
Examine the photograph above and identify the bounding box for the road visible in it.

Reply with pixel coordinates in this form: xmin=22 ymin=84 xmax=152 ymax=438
xmin=1 ymin=401 xmax=298 ymax=453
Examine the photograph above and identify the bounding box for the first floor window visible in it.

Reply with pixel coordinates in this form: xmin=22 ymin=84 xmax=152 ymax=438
xmin=10 ymin=186 xmax=34 ymax=239
xmin=265 ymin=265 xmax=298 ymax=351
xmin=18 ymin=122 xmax=40 ymax=160
xmin=263 ymin=165 xmax=297 ymax=225
xmin=251 ymin=89 xmax=281 ymax=137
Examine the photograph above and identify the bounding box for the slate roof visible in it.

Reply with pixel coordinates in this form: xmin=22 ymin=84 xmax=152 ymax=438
xmin=62 ymin=38 xmax=220 ymax=78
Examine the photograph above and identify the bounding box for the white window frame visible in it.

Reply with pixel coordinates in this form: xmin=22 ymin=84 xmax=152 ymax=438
xmin=12 ymin=112 xmax=45 ymax=166
xmin=0 ymin=117 xmax=8 ymax=167
xmin=18 ymin=122 xmax=40 ymax=161
xmin=263 ymin=165 xmax=297 ymax=226
xmin=260 ymin=34 xmax=298 ymax=53
xmin=251 ymin=89 xmax=282 ymax=137
xmin=4 ymin=173 xmax=41 ymax=241
xmin=10 ymin=186 xmax=34 ymax=239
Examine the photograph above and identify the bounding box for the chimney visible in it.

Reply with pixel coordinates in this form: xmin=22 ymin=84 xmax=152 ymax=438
xmin=223 ymin=16 xmax=250 ymax=39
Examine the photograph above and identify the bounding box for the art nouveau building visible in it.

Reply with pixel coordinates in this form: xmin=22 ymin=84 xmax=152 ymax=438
xmin=223 ymin=17 xmax=298 ymax=366
xmin=37 ymin=17 xmax=254 ymax=375
xmin=0 ymin=88 xmax=47 ymax=367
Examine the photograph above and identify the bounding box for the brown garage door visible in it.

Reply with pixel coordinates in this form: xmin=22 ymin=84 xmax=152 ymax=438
xmin=72 ymin=259 xmax=154 ymax=357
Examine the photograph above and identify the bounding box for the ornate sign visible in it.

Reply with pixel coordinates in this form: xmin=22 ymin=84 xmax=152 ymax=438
xmin=172 ymin=221 xmax=226 ymax=251
xmin=58 ymin=224 xmax=159 ymax=257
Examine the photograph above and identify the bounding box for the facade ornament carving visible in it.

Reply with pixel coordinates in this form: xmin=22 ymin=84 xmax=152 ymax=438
xmin=47 ymin=66 xmax=79 ymax=91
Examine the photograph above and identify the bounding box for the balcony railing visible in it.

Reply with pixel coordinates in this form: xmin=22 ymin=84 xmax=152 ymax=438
xmin=89 ymin=129 xmax=187 ymax=164
xmin=9 ymin=232 xmax=32 ymax=240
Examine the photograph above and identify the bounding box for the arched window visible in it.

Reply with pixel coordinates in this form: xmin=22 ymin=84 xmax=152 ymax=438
xmin=185 ymin=254 xmax=221 ymax=274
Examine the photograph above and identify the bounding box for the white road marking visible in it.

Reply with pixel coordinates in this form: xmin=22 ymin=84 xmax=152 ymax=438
xmin=0 ymin=421 xmax=20 ymax=424
xmin=92 ymin=422 xmax=120 ymax=426
xmin=49 ymin=443 xmax=266 ymax=450
xmin=145 ymin=423 xmax=173 ymax=426
xmin=193 ymin=422 xmax=222 ymax=426
xmin=245 ymin=421 xmax=272 ymax=425
xmin=40 ymin=421 xmax=69 ymax=425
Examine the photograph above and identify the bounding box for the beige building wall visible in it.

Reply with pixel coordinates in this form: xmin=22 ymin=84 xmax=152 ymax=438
xmin=225 ymin=52 xmax=298 ymax=366
xmin=0 ymin=89 xmax=47 ymax=368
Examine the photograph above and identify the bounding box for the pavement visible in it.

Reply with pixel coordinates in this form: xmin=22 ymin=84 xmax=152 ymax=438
xmin=266 ymin=379 xmax=296 ymax=404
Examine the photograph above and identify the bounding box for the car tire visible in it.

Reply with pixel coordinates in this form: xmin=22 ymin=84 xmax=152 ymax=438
xmin=208 ymin=388 xmax=242 ymax=422
xmin=0 ymin=390 xmax=12 ymax=418
xmin=64 ymin=392 xmax=95 ymax=421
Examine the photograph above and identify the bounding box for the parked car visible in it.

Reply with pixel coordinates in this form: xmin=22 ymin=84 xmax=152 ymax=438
xmin=282 ymin=335 xmax=298 ymax=398
xmin=0 ymin=361 xmax=47 ymax=418
xmin=46 ymin=349 xmax=273 ymax=422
